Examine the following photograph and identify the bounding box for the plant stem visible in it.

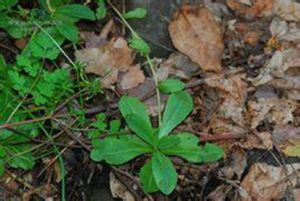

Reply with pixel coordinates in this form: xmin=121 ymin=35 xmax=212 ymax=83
xmin=146 ymin=55 xmax=162 ymax=126
xmin=33 ymin=22 xmax=78 ymax=71
xmin=0 ymin=114 xmax=66 ymax=129
xmin=107 ymin=0 xmax=162 ymax=125
xmin=40 ymin=127 xmax=66 ymax=201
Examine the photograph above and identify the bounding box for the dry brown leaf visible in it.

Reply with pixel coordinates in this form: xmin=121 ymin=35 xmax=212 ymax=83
xmin=293 ymin=189 xmax=300 ymax=201
xmin=80 ymin=19 xmax=114 ymax=48
xmin=248 ymin=97 xmax=296 ymax=129
xmin=120 ymin=64 xmax=145 ymax=90
xmin=159 ymin=52 xmax=200 ymax=80
xmin=273 ymin=126 xmax=300 ymax=144
xmin=168 ymin=5 xmax=224 ymax=73
xmin=220 ymin=148 xmax=247 ymax=180
xmin=75 ymin=37 xmax=135 ymax=88
xmin=236 ymin=163 xmax=300 ymax=201
xmin=226 ymin=0 xmax=273 ymax=18
xmin=122 ymin=78 xmax=166 ymax=117
xmin=243 ymin=31 xmax=260 ymax=45
xmin=109 ymin=172 xmax=135 ymax=201
xmin=270 ymin=18 xmax=300 ymax=43
xmin=14 ymin=38 xmax=29 ymax=49
xmin=207 ymin=184 xmax=233 ymax=201
xmin=237 ymin=132 xmax=273 ymax=150
xmin=274 ymin=0 xmax=300 ymax=22
xmin=250 ymin=48 xmax=300 ymax=86
xmin=205 ymin=74 xmax=248 ymax=134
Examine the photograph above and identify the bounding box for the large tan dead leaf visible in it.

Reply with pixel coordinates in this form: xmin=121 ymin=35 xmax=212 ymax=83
xmin=274 ymin=0 xmax=300 ymax=22
xmin=247 ymin=97 xmax=296 ymax=129
xmin=120 ymin=64 xmax=145 ymax=90
xmin=168 ymin=5 xmax=224 ymax=73
xmin=75 ymin=37 xmax=135 ymax=88
xmin=237 ymin=163 xmax=300 ymax=201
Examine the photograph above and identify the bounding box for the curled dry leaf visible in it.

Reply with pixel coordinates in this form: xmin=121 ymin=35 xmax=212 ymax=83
xmin=273 ymin=125 xmax=300 ymax=144
xmin=273 ymin=126 xmax=300 ymax=157
xmin=273 ymin=0 xmax=300 ymax=22
xmin=75 ymin=37 xmax=135 ymax=88
xmin=226 ymin=0 xmax=273 ymax=18
xmin=269 ymin=18 xmax=300 ymax=43
xmin=247 ymin=97 xmax=296 ymax=129
xmin=207 ymin=184 xmax=233 ymax=201
xmin=168 ymin=5 xmax=224 ymax=73
xmin=159 ymin=52 xmax=199 ymax=80
xmin=236 ymin=131 xmax=273 ymax=150
xmin=80 ymin=19 xmax=114 ymax=48
xmin=219 ymin=148 xmax=247 ymax=180
xmin=250 ymin=48 xmax=300 ymax=86
xmin=109 ymin=172 xmax=135 ymax=201
xmin=120 ymin=64 xmax=145 ymax=90
xmin=205 ymin=74 xmax=248 ymax=134
xmin=237 ymin=163 xmax=300 ymax=201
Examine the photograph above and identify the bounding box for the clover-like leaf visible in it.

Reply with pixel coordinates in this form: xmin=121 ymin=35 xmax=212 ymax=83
xmin=158 ymin=79 xmax=185 ymax=93
xmin=139 ymin=160 xmax=159 ymax=193
xmin=152 ymin=152 xmax=177 ymax=195
xmin=90 ymin=137 xmax=152 ymax=165
xmin=161 ymin=133 xmax=202 ymax=163
xmin=200 ymin=143 xmax=224 ymax=162
xmin=159 ymin=91 xmax=193 ymax=138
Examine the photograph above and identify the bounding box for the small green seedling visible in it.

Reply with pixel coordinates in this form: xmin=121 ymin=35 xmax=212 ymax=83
xmin=123 ymin=7 xmax=147 ymax=20
xmin=91 ymin=90 xmax=224 ymax=195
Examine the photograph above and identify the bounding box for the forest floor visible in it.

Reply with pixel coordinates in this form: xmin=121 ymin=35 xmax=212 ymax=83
xmin=1 ymin=0 xmax=300 ymax=200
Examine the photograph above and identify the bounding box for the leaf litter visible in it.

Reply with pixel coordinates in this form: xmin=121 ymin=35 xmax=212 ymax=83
xmin=3 ymin=0 xmax=300 ymax=200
